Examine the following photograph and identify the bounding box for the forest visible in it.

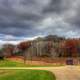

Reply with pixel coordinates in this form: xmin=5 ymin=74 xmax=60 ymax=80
xmin=0 ymin=35 xmax=80 ymax=60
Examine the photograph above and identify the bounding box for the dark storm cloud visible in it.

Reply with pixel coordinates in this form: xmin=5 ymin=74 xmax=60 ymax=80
xmin=42 ymin=0 xmax=63 ymax=14
xmin=41 ymin=0 xmax=80 ymax=38
xmin=0 ymin=0 xmax=80 ymax=41
xmin=0 ymin=0 xmax=45 ymax=36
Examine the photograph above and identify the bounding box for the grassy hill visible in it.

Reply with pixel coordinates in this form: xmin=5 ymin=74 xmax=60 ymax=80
xmin=0 ymin=70 xmax=56 ymax=80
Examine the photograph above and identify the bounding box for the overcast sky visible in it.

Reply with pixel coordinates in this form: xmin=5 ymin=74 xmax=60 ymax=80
xmin=0 ymin=0 xmax=80 ymax=44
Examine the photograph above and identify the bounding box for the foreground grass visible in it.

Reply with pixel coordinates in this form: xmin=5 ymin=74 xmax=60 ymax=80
xmin=0 ymin=70 xmax=56 ymax=80
xmin=0 ymin=59 xmax=63 ymax=67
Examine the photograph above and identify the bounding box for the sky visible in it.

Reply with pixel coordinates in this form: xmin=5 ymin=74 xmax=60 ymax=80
xmin=0 ymin=0 xmax=80 ymax=44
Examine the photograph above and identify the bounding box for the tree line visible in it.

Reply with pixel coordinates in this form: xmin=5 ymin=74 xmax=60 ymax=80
xmin=0 ymin=35 xmax=80 ymax=61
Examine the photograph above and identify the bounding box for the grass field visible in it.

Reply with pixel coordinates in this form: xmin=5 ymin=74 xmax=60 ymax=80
xmin=0 ymin=60 xmax=27 ymax=67
xmin=0 ymin=59 xmax=63 ymax=67
xmin=0 ymin=69 xmax=56 ymax=80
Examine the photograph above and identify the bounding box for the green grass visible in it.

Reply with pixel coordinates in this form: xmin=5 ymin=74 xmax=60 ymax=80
xmin=0 ymin=60 xmax=27 ymax=67
xmin=0 ymin=70 xmax=56 ymax=80
xmin=0 ymin=59 xmax=63 ymax=67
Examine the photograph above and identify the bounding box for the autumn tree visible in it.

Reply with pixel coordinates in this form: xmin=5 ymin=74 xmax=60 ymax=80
xmin=2 ymin=44 xmax=14 ymax=57
xmin=65 ymin=39 xmax=78 ymax=57
xmin=18 ymin=41 xmax=31 ymax=63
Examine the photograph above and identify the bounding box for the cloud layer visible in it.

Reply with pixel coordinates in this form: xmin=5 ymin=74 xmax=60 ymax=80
xmin=0 ymin=0 xmax=80 ymax=43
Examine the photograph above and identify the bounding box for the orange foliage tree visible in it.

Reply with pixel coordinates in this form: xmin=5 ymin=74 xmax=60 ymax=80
xmin=65 ymin=39 xmax=78 ymax=57
xmin=18 ymin=41 xmax=31 ymax=63
xmin=18 ymin=41 xmax=31 ymax=51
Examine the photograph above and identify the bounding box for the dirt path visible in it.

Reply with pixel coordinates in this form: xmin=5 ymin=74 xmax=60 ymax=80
xmin=49 ymin=66 xmax=80 ymax=80
xmin=0 ymin=66 xmax=80 ymax=80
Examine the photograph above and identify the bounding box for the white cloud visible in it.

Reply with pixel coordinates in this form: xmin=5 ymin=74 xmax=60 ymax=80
xmin=4 ymin=35 xmax=15 ymax=40
xmin=0 ymin=34 xmax=45 ymax=45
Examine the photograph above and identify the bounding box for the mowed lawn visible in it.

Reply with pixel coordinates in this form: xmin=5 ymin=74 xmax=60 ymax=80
xmin=0 ymin=60 xmax=27 ymax=67
xmin=0 ymin=70 xmax=56 ymax=80
xmin=0 ymin=59 xmax=63 ymax=67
